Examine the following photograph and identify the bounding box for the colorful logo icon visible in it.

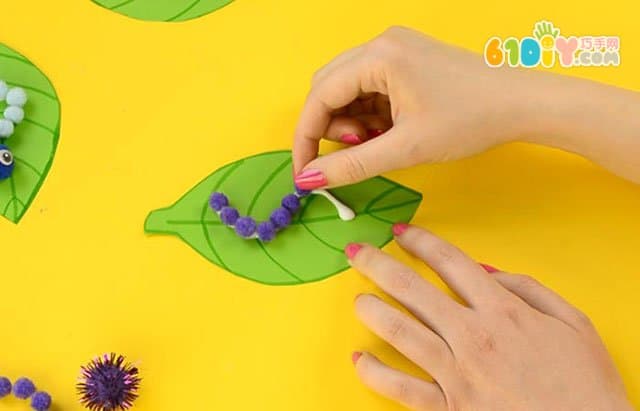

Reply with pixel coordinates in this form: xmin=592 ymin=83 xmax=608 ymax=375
xmin=484 ymin=21 xmax=620 ymax=68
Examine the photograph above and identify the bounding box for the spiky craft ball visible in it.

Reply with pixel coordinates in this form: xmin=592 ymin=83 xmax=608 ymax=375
xmin=77 ymin=353 xmax=141 ymax=411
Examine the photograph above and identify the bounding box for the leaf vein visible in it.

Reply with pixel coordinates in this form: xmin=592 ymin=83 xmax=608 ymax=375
xmin=167 ymin=0 xmax=202 ymax=21
xmin=22 ymin=118 xmax=56 ymax=135
xmin=200 ymin=160 xmax=243 ymax=271
xmin=0 ymin=52 xmax=28 ymax=63
xmin=9 ymin=83 xmax=57 ymax=100
xmin=109 ymin=0 xmax=136 ymax=9
xmin=257 ymin=241 xmax=303 ymax=283
xmin=363 ymin=186 xmax=400 ymax=212
xmin=14 ymin=158 xmax=42 ymax=177
xmin=246 ymin=157 xmax=291 ymax=216
xmin=369 ymin=198 xmax=421 ymax=213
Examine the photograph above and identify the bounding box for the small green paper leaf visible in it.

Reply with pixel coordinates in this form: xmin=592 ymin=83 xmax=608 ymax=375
xmin=145 ymin=151 xmax=422 ymax=285
xmin=0 ymin=44 xmax=61 ymax=224
xmin=92 ymin=0 xmax=234 ymax=22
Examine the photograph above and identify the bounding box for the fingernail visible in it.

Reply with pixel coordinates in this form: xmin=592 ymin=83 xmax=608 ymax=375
xmin=340 ymin=133 xmax=363 ymax=145
xmin=352 ymin=352 xmax=362 ymax=365
xmin=480 ymin=263 xmax=499 ymax=273
xmin=345 ymin=243 xmax=363 ymax=260
xmin=392 ymin=223 xmax=410 ymax=236
xmin=367 ymin=129 xmax=384 ymax=138
xmin=294 ymin=169 xmax=328 ymax=190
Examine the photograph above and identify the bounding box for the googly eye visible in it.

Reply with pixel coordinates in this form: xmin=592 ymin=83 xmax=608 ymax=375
xmin=0 ymin=149 xmax=13 ymax=166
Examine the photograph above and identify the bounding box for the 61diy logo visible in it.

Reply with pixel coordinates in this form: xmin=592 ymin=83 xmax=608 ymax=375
xmin=485 ymin=21 xmax=620 ymax=68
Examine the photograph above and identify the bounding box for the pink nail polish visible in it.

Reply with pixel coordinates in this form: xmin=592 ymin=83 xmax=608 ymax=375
xmin=367 ymin=129 xmax=385 ymax=138
xmin=294 ymin=169 xmax=328 ymax=190
xmin=480 ymin=263 xmax=499 ymax=273
xmin=340 ymin=134 xmax=363 ymax=145
xmin=392 ymin=223 xmax=410 ymax=236
xmin=345 ymin=243 xmax=363 ymax=260
xmin=352 ymin=352 xmax=362 ymax=365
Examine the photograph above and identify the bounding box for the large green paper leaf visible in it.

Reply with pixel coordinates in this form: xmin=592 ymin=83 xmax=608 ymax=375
xmin=0 ymin=44 xmax=61 ymax=224
xmin=145 ymin=151 xmax=422 ymax=285
xmin=92 ymin=0 xmax=234 ymax=22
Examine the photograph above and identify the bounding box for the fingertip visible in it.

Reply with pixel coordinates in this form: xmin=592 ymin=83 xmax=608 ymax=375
xmin=353 ymin=293 xmax=377 ymax=315
xmin=351 ymin=351 xmax=363 ymax=365
xmin=292 ymin=137 xmax=320 ymax=175
xmin=345 ymin=243 xmax=363 ymax=260
xmin=392 ymin=222 xmax=410 ymax=236
xmin=367 ymin=128 xmax=385 ymax=138
xmin=479 ymin=263 xmax=500 ymax=273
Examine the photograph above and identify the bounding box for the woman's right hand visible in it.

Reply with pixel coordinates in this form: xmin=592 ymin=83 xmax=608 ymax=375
xmin=293 ymin=26 xmax=640 ymax=189
xmin=292 ymin=26 xmax=531 ymax=190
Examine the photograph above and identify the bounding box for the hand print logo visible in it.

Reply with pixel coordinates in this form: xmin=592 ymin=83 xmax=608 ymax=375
xmin=534 ymin=21 xmax=560 ymax=67
xmin=484 ymin=20 xmax=620 ymax=69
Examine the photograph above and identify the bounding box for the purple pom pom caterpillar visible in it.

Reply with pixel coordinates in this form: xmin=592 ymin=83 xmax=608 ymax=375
xmin=209 ymin=186 xmax=355 ymax=242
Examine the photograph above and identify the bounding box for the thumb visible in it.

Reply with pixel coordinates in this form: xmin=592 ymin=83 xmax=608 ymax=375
xmin=294 ymin=126 xmax=410 ymax=189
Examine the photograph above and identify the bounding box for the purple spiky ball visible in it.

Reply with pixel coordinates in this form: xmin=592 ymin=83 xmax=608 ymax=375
xmin=77 ymin=353 xmax=141 ymax=411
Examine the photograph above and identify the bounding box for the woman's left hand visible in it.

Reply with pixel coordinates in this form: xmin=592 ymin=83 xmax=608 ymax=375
xmin=347 ymin=224 xmax=633 ymax=411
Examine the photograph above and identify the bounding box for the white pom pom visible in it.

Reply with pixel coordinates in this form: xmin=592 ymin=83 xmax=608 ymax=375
xmin=0 ymin=119 xmax=14 ymax=137
xmin=4 ymin=106 xmax=24 ymax=123
xmin=0 ymin=81 xmax=7 ymax=101
xmin=6 ymin=87 xmax=27 ymax=107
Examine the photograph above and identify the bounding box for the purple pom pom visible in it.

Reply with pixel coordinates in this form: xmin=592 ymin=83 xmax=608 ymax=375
xmin=13 ymin=377 xmax=36 ymax=399
xmin=31 ymin=391 xmax=52 ymax=411
xmin=281 ymin=194 xmax=300 ymax=213
xmin=209 ymin=192 xmax=229 ymax=211
xmin=77 ymin=353 xmax=141 ymax=411
xmin=0 ymin=377 xmax=11 ymax=398
xmin=257 ymin=221 xmax=276 ymax=242
xmin=270 ymin=207 xmax=291 ymax=229
xmin=235 ymin=217 xmax=257 ymax=238
xmin=219 ymin=207 xmax=240 ymax=226
xmin=295 ymin=186 xmax=312 ymax=197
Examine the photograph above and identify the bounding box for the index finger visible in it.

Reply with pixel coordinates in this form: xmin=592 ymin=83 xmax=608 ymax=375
xmin=292 ymin=54 xmax=383 ymax=174
xmin=393 ymin=225 xmax=511 ymax=308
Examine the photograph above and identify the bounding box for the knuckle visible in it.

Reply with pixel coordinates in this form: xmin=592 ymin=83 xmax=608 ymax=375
xmin=310 ymin=69 xmax=323 ymax=85
xmin=382 ymin=25 xmax=411 ymax=39
xmin=384 ymin=315 xmax=408 ymax=344
xmin=389 ymin=271 xmax=416 ymax=295
xmin=571 ymin=310 xmax=594 ymax=330
xmin=465 ymin=326 xmax=497 ymax=355
xmin=354 ymin=293 xmax=376 ymax=310
xmin=499 ymin=301 xmax=523 ymax=326
xmin=368 ymin=27 xmax=404 ymax=57
xmin=405 ymin=138 xmax=425 ymax=165
xmin=390 ymin=380 xmax=411 ymax=402
xmin=433 ymin=243 xmax=458 ymax=265
xmin=341 ymin=151 xmax=369 ymax=182
xmin=514 ymin=274 xmax=540 ymax=291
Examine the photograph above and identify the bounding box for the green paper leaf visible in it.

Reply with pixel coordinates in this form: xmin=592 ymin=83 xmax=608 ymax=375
xmin=145 ymin=151 xmax=422 ymax=285
xmin=0 ymin=44 xmax=61 ymax=224
xmin=92 ymin=0 xmax=234 ymax=22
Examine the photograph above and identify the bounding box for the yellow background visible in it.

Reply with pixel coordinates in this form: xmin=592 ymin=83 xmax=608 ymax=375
xmin=1 ymin=1 xmax=639 ymax=410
